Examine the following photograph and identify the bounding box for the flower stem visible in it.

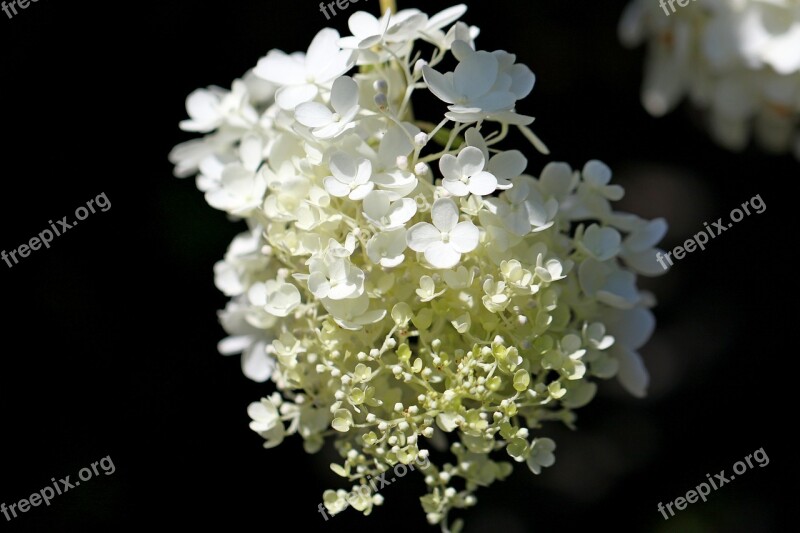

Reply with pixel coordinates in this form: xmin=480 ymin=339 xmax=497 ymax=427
xmin=380 ymin=0 xmax=396 ymax=14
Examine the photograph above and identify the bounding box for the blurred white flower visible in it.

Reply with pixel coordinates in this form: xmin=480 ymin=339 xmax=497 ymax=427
xmin=621 ymin=0 xmax=800 ymax=157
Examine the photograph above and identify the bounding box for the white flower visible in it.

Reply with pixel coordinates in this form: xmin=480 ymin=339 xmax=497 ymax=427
xmin=168 ymin=130 xmax=239 ymax=178
xmin=442 ymin=20 xmax=480 ymax=50
xmin=195 ymin=155 xmax=226 ymax=194
xmin=407 ymin=198 xmax=479 ymax=269
xmin=321 ymin=293 xmax=386 ymax=331
xmin=581 ymin=160 xmax=624 ymax=201
xmin=621 ymin=0 xmax=800 ymax=157
xmin=218 ymin=299 xmax=275 ymax=383
xmin=423 ymin=41 xmax=535 ymax=124
xmin=443 ymin=265 xmax=474 ymax=289
xmin=255 ymin=28 xmax=355 ymax=110
xmin=262 ymin=162 xmax=313 ymax=223
xmin=487 ymin=175 xmax=557 ymax=236
xmin=204 ymin=134 xmax=267 ymax=216
xmin=248 ymin=396 xmax=285 ymax=448
xmin=367 ymin=229 xmax=407 ymax=268
xmin=339 ymin=10 xmax=393 ymax=50
xmin=341 ymin=6 xmax=467 ymax=61
xmin=250 ymin=280 xmax=302 ymax=318
xmin=537 ymin=161 xmax=578 ymax=203
xmin=605 ymin=307 xmax=655 ymax=398
xmin=416 ymin=275 xmax=446 ymax=302
xmin=308 ymin=256 xmax=365 ymax=300
xmin=526 ymin=438 xmax=556 ymax=475
xmin=295 ymin=76 xmax=360 ymax=139
xmin=179 ymin=80 xmax=258 ymax=133
xmin=323 ymin=152 xmax=374 ymax=200
xmin=482 ymin=276 xmax=510 ymax=313
xmin=578 ymin=224 xmax=622 ymax=262
xmin=213 ymin=227 xmax=267 ymax=297
xmin=534 ymin=254 xmax=567 ymax=283
xmin=417 ymin=5 xmax=473 ymax=48
xmin=363 ymin=190 xmax=416 ymax=230
xmin=173 ymin=7 xmax=668 ymax=528
xmin=465 ymin=128 xmax=526 ymax=190
xmin=371 ymin=124 xmax=420 ymax=200
xmin=307 ymin=238 xmax=365 ymax=300
xmin=578 ymin=259 xmax=640 ymax=309
xmin=439 ymin=146 xmax=498 ymax=196
xmin=242 ymin=69 xmax=276 ymax=106
xmin=620 ymin=217 xmax=669 ymax=276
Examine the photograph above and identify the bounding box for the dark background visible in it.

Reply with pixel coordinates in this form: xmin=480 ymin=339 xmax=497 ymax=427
xmin=0 ymin=0 xmax=793 ymax=531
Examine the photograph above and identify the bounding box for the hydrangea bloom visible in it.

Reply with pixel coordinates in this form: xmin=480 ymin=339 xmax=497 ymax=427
xmin=172 ymin=4 xmax=667 ymax=529
xmin=620 ymin=0 xmax=800 ymax=157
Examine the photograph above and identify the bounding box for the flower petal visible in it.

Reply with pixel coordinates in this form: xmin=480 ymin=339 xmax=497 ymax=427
xmin=363 ymin=190 xmax=391 ymax=221
xmin=330 ymin=76 xmax=359 ymax=115
xmin=457 ymin=146 xmax=486 ymax=176
xmin=329 ymin=152 xmax=356 ymax=183
xmin=296 ymin=102 xmax=333 ymax=128
xmin=306 ymin=28 xmax=341 ymax=75
xmin=242 ymin=341 xmax=274 ymax=383
xmin=255 ymin=50 xmax=307 ymax=86
xmin=467 ymin=171 xmax=497 ymax=196
xmin=276 ymin=84 xmax=319 ymax=110
xmin=454 ymin=50 xmax=498 ymax=99
xmin=439 ymin=154 xmax=461 ymax=182
xmin=323 ymin=176 xmax=352 ymax=197
xmin=422 ymin=66 xmax=459 ymax=104
xmin=407 ymin=222 xmax=441 ymax=252
xmin=489 ymin=150 xmax=527 ymax=181
xmin=431 ymin=198 xmax=460 ymax=232
xmin=427 ymin=4 xmax=468 ymax=31
xmin=443 ymin=178 xmax=470 ymax=197
xmin=449 ymin=221 xmax=479 ymax=253
xmin=614 ymin=346 xmax=648 ymax=398
xmin=424 ymin=241 xmax=461 ymax=269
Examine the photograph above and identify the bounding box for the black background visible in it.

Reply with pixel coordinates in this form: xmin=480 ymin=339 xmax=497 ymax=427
xmin=0 ymin=0 xmax=793 ymax=531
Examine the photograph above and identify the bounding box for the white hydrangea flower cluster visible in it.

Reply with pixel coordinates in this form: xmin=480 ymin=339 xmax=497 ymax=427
xmin=171 ymin=4 xmax=667 ymax=529
xmin=620 ymin=0 xmax=800 ymax=158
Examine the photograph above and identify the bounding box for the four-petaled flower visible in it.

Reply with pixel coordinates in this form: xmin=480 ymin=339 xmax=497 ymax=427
xmin=296 ymin=76 xmax=360 ymax=139
xmin=324 ymin=152 xmax=374 ymax=200
xmin=407 ymin=198 xmax=480 ymax=268
xmin=255 ymin=28 xmax=355 ymax=110
xmin=423 ymin=41 xmax=535 ymax=124
xmin=439 ymin=146 xmax=498 ymax=197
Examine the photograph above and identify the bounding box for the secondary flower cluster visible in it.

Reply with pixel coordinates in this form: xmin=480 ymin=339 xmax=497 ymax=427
xmin=171 ymin=4 xmax=667 ymax=529
xmin=620 ymin=0 xmax=800 ymax=159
